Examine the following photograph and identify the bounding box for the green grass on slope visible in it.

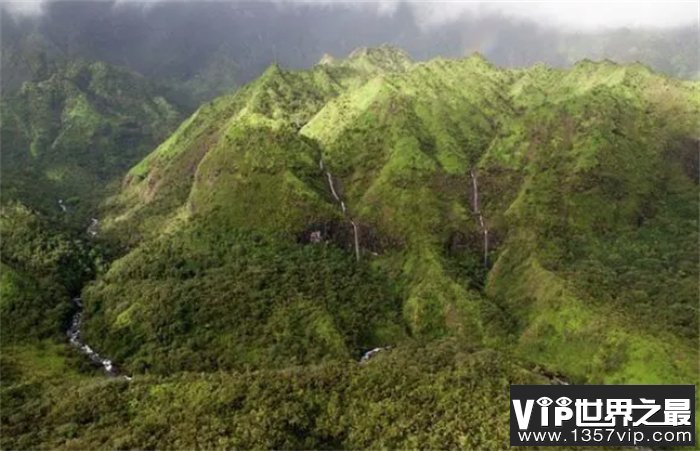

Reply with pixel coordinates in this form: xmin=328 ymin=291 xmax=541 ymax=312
xmin=487 ymin=252 xmax=697 ymax=384
xmin=187 ymin=124 xmax=335 ymax=235
xmin=302 ymin=55 xmax=516 ymax=340
xmin=482 ymin=64 xmax=699 ymax=385
xmin=319 ymin=45 xmax=414 ymax=78
xmin=89 ymin=59 xmax=432 ymax=378
xmin=102 ymin=61 xmax=390 ymax=246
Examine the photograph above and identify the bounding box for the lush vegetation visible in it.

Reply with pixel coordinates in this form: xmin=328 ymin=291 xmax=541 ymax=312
xmin=1 ymin=340 xmax=541 ymax=450
xmin=81 ymin=224 xmax=405 ymax=374
xmin=0 ymin=59 xmax=181 ymax=226
xmin=0 ymin=203 xmax=100 ymax=342
xmin=482 ymin=61 xmax=699 ymax=384
xmin=1 ymin=47 xmax=697 ymax=448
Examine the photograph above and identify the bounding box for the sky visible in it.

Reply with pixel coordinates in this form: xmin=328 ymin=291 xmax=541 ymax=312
xmin=407 ymin=1 xmax=700 ymax=29
xmin=4 ymin=0 xmax=699 ymax=30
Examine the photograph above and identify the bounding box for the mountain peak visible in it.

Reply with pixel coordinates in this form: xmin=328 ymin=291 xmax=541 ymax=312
xmin=347 ymin=44 xmax=411 ymax=61
xmin=461 ymin=51 xmax=496 ymax=70
xmin=343 ymin=45 xmax=413 ymax=73
xmin=318 ymin=53 xmax=336 ymax=66
xmin=262 ymin=62 xmax=283 ymax=75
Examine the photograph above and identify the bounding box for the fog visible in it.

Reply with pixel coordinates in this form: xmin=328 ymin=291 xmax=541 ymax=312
xmin=6 ymin=1 xmax=698 ymax=30
xmin=2 ymin=1 xmax=697 ymax=98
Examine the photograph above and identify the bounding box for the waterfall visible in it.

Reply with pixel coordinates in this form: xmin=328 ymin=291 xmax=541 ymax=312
xmin=350 ymin=220 xmax=361 ymax=262
xmin=469 ymin=169 xmax=489 ymax=267
xmin=321 ymin=159 xmax=360 ymax=261
xmin=326 ymin=172 xmax=342 ymax=202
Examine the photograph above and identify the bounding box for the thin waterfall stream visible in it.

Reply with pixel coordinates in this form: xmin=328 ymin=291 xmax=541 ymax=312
xmin=319 ymin=159 xmax=391 ymax=362
xmin=469 ymin=170 xmax=570 ymax=385
xmin=469 ymin=168 xmax=489 ymax=267
xmin=320 ymin=159 xmax=361 ymax=261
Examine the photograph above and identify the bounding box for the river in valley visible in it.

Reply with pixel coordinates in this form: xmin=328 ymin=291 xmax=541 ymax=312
xmin=67 ymin=297 xmax=131 ymax=380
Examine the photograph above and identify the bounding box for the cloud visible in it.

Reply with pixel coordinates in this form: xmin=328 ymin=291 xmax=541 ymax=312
xmin=4 ymin=0 xmax=698 ymax=30
xmin=2 ymin=0 xmax=44 ymax=15
xmin=408 ymin=1 xmax=699 ymax=30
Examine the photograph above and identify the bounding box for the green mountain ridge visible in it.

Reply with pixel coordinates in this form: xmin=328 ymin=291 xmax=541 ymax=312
xmin=94 ymin=48 xmax=698 ymax=375
xmin=2 ymin=48 xmax=698 ymax=448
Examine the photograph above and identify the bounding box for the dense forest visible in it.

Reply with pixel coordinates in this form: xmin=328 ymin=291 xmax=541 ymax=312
xmin=1 ymin=2 xmax=698 ymax=449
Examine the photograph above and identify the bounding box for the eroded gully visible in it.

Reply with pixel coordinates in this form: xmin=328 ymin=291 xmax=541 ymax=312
xmin=320 ymin=159 xmax=395 ymax=363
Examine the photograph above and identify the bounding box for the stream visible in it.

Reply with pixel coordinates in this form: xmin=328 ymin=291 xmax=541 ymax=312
xmin=58 ymin=200 xmax=125 ymax=377
xmin=359 ymin=346 xmax=391 ymax=363
xmin=67 ymin=297 xmax=130 ymax=379
xmin=66 ymin=220 xmax=129 ymax=380
xmin=87 ymin=218 xmax=99 ymax=237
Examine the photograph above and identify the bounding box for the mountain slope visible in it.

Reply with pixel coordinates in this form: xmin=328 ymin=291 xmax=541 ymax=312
xmin=0 ymin=202 xmax=100 ymax=342
xmin=88 ymin=49 xmax=698 ymax=387
xmin=481 ymin=61 xmax=699 ymax=382
xmin=0 ymin=59 xmax=183 ymax=412
xmin=80 ymin=49 xmax=420 ymax=373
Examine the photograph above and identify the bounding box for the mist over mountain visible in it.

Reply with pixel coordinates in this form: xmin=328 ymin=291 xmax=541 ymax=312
xmin=2 ymin=0 xmax=697 ymax=102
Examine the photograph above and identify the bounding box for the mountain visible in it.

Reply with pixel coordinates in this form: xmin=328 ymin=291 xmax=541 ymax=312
xmin=2 ymin=48 xmax=698 ymax=448
xmin=94 ymin=46 xmax=697 ymax=376
xmin=91 ymin=47 xmax=698 ymax=379
xmin=0 ymin=59 xmax=182 ymax=225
